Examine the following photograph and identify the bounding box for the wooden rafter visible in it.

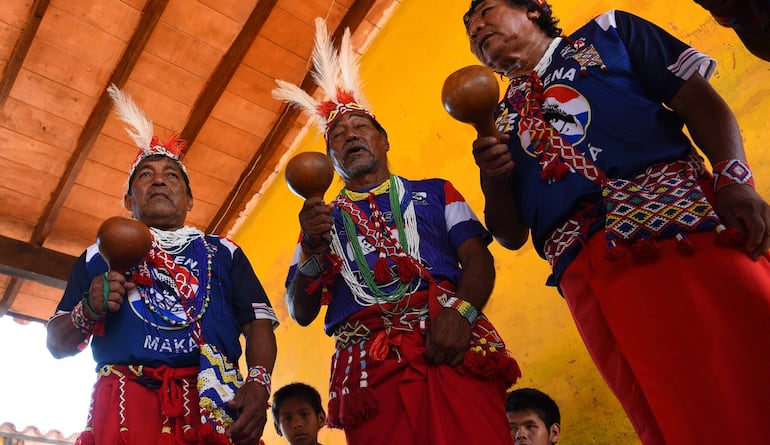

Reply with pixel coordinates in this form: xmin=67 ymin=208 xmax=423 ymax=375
xmin=180 ymin=0 xmax=278 ymax=154
xmin=30 ymin=0 xmax=170 ymax=246
xmin=0 ymin=279 xmax=24 ymax=316
xmin=0 ymin=0 xmax=51 ymax=111
xmin=0 ymin=235 xmax=77 ymax=289
xmin=207 ymin=0 xmax=378 ymax=234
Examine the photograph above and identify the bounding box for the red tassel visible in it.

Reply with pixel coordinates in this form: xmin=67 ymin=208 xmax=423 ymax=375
xmin=552 ymin=161 xmax=570 ymax=181
xmin=373 ymin=256 xmax=391 ymax=283
xmin=182 ymin=424 xmax=197 ymax=443
xmin=198 ymin=423 xmax=231 ymax=445
xmin=503 ymin=354 xmax=523 ymax=387
xmin=157 ymin=431 xmax=176 ymax=445
xmin=675 ymin=233 xmax=695 ymax=256
xmin=92 ymin=320 xmax=105 ymax=336
xmin=631 ymin=238 xmax=659 ymax=262
xmin=75 ymin=430 xmax=95 ymax=445
xmin=320 ymin=288 xmax=333 ymax=305
xmin=462 ymin=348 xmax=522 ymax=388
xmin=327 ymin=396 xmax=342 ymax=429
xmin=118 ymin=427 xmax=130 ymax=445
xmin=540 ymin=162 xmax=556 ymax=180
xmin=339 ymin=387 xmax=379 ymax=428
xmin=304 ymin=279 xmax=321 ymax=294
xmin=716 ymin=225 xmax=742 ymax=247
xmin=368 ymin=331 xmax=390 ymax=362
xmin=604 ymin=240 xmax=626 ymax=261
xmin=396 ymin=256 xmax=420 ymax=283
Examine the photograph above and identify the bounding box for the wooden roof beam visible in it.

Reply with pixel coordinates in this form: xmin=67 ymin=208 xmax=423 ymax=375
xmin=0 ymin=235 xmax=77 ymax=289
xmin=207 ymin=0 xmax=377 ymax=234
xmin=30 ymin=0 xmax=170 ymax=246
xmin=180 ymin=0 xmax=278 ymax=153
xmin=0 ymin=0 xmax=51 ymax=111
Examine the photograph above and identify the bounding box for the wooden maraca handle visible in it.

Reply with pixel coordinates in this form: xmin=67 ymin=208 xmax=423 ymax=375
xmin=285 ymin=152 xmax=334 ymax=200
xmin=441 ymin=65 xmax=500 ymax=139
xmin=97 ymin=216 xmax=153 ymax=274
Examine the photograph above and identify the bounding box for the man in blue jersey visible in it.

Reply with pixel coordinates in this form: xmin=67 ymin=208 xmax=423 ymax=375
xmin=46 ymin=85 xmax=278 ymax=445
xmin=463 ymin=1 xmax=770 ymax=444
xmin=275 ymin=18 xmax=519 ymax=445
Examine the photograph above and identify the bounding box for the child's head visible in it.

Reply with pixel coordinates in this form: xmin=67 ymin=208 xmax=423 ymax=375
xmin=272 ymin=382 xmax=326 ymax=445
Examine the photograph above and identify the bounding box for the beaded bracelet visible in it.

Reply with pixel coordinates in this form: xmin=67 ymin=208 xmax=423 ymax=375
xmin=82 ymin=292 xmax=105 ymax=320
xmin=245 ymin=365 xmax=272 ymax=395
xmin=713 ymin=159 xmax=755 ymax=191
xmin=70 ymin=300 xmax=95 ymax=335
xmin=441 ymin=296 xmax=479 ymax=325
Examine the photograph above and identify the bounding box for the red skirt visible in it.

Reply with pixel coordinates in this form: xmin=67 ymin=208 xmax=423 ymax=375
xmin=329 ymin=285 xmax=518 ymax=445
xmin=75 ymin=365 xmax=227 ymax=445
xmin=561 ymin=230 xmax=770 ymax=445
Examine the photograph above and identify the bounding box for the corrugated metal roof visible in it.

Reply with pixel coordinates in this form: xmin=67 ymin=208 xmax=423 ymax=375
xmin=0 ymin=422 xmax=78 ymax=444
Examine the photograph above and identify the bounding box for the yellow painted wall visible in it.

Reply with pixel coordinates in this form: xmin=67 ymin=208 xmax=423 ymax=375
xmin=234 ymin=1 xmax=770 ymax=444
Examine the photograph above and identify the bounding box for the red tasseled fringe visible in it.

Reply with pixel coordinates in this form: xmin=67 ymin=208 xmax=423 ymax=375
xmin=320 ymin=288 xmax=333 ymax=306
xmin=75 ymin=430 xmax=95 ymax=445
xmin=327 ymin=396 xmax=342 ymax=429
xmin=540 ymin=162 xmax=556 ymax=180
xmin=368 ymin=330 xmax=402 ymax=362
xmin=396 ymin=256 xmax=420 ymax=283
xmin=717 ymin=226 xmax=742 ymax=247
xmin=198 ymin=423 xmax=231 ymax=445
xmin=118 ymin=428 xmax=130 ymax=445
xmin=631 ymin=239 xmax=659 ymax=262
xmin=552 ymin=161 xmax=570 ymax=181
xmin=463 ymin=350 xmax=522 ymax=388
xmin=604 ymin=241 xmax=626 ymax=261
xmin=157 ymin=431 xmax=175 ymax=445
xmin=304 ymin=279 xmax=321 ymax=295
xmin=368 ymin=331 xmax=390 ymax=362
xmin=676 ymin=236 xmax=695 ymax=256
xmin=339 ymin=387 xmax=379 ymax=428
xmin=182 ymin=424 xmax=197 ymax=443
xmin=373 ymin=257 xmax=391 ymax=284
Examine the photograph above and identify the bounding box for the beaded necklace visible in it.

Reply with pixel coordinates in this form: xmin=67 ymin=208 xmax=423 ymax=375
xmin=130 ymin=229 xmax=212 ymax=343
xmin=331 ymin=175 xmax=423 ymax=308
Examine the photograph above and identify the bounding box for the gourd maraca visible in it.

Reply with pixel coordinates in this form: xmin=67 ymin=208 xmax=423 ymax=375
xmin=441 ymin=65 xmax=500 ymax=138
xmin=97 ymin=216 xmax=153 ymax=274
xmin=285 ymin=151 xmax=334 ymax=200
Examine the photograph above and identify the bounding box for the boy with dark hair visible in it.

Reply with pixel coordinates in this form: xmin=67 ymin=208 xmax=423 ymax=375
xmin=272 ymin=382 xmax=326 ymax=445
xmin=506 ymin=388 xmax=561 ymax=445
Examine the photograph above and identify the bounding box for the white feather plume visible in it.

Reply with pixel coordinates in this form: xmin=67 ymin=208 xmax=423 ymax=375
xmin=311 ymin=17 xmax=339 ymax=101
xmin=271 ymin=79 xmax=327 ymax=129
xmin=106 ymin=83 xmax=154 ymax=150
xmin=339 ymin=27 xmax=364 ymax=103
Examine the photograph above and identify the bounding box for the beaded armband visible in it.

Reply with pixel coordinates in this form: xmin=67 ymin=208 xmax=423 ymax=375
xmin=713 ymin=159 xmax=755 ymax=191
xmin=245 ymin=365 xmax=272 ymax=395
xmin=70 ymin=300 xmax=95 ymax=335
xmin=441 ymin=296 xmax=479 ymax=325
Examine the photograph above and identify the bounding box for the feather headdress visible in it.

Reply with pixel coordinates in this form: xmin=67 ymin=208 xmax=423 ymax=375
xmin=271 ymin=18 xmax=376 ymax=140
xmin=106 ymin=83 xmax=189 ymax=190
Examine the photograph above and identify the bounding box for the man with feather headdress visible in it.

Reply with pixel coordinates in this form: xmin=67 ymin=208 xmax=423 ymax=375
xmin=47 ymin=85 xmax=278 ymax=445
xmin=277 ymin=18 xmax=520 ymax=445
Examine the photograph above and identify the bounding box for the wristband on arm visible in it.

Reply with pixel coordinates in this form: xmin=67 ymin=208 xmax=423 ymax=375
xmin=713 ymin=159 xmax=755 ymax=191
xmin=245 ymin=365 xmax=272 ymax=395
xmin=70 ymin=300 xmax=95 ymax=335
xmin=441 ymin=296 xmax=479 ymax=325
